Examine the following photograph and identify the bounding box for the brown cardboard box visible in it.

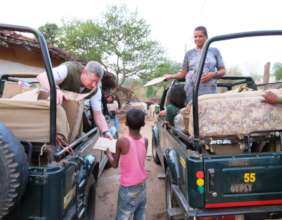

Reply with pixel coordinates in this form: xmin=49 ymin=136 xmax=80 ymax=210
xmin=61 ymin=90 xmax=94 ymax=142
xmin=2 ymin=81 xmax=33 ymax=98
xmin=0 ymin=98 xmax=69 ymax=142
xmin=0 ymin=81 xmax=94 ymax=143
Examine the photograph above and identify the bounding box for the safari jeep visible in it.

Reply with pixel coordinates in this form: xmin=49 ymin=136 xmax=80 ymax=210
xmin=152 ymin=31 xmax=282 ymax=219
xmin=0 ymin=24 xmax=109 ymax=220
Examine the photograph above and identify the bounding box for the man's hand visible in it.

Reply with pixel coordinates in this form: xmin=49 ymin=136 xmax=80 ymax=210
xmin=159 ymin=110 xmax=167 ymax=117
xmin=262 ymin=91 xmax=280 ymax=105
xmin=201 ymin=72 xmax=216 ymax=83
xmin=164 ymin=74 xmax=175 ymax=80
xmin=56 ymin=88 xmax=65 ymax=105
xmin=103 ymin=130 xmax=113 ymax=139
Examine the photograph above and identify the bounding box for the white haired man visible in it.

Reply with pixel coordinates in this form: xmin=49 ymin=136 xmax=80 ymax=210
xmin=37 ymin=61 xmax=112 ymax=139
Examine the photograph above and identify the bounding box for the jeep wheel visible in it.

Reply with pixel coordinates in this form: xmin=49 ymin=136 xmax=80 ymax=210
xmin=165 ymin=170 xmax=181 ymax=220
xmin=0 ymin=124 xmax=28 ymax=219
xmin=84 ymin=175 xmax=96 ymax=220
xmin=152 ymin=136 xmax=161 ymax=165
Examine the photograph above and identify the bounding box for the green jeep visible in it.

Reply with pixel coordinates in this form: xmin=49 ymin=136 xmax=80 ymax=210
xmin=152 ymin=31 xmax=282 ymax=219
xmin=0 ymin=24 xmax=108 ymax=220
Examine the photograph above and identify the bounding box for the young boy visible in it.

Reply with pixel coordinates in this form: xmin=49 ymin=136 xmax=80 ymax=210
xmin=106 ymin=108 xmax=148 ymax=220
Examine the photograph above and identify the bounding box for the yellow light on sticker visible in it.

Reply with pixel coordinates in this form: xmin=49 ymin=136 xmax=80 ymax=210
xmin=196 ymin=178 xmax=204 ymax=186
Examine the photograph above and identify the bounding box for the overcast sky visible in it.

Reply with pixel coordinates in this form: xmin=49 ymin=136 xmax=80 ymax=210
xmin=1 ymin=0 xmax=282 ymax=76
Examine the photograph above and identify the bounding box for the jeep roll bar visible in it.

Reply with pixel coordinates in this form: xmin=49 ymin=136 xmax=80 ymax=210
xmin=193 ymin=30 xmax=282 ymax=150
xmin=216 ymin=76 xmax=257 ymax=91
xmin=0 ymin=23 xmax=57 ymax=146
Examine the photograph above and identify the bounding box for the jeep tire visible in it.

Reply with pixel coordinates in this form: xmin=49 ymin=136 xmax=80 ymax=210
xmin=0 ymin=124 xmax=28 ymax=219
xmin=84 ymin=175 xmax=96 ymax=220
xmin=152 ymin=136 xmax=161 ymax=165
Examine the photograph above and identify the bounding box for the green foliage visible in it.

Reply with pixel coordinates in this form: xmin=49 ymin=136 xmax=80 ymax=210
xmin=273 ymin=62 xmax=282 ymax=81
xmin=143 ymin=60 xmax=181 ymax=98
xmin=39 ymin=23 xmax=60 ymax=46
xmin=59 ymin=20 xmax=104 ymax=61
xmin=146 ymin=86 xmax=157 ymax=98
xmin=99 ymin=5 xmax=164 ymax=85
xmin=39 ymin=5 xmax=165 ymax=86
xmin=150 ymin=60 xmax=180 ymax=79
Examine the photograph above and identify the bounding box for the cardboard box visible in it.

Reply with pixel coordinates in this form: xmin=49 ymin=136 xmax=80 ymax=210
xmin=0 ymin=81 xmax=94 ymax=143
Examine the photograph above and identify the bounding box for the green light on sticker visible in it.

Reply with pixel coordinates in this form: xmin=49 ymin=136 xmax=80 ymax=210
xmin=198 ymin=186 xmax=204 ymax=194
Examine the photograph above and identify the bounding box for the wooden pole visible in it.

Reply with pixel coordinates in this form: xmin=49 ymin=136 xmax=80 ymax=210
xmin=263 ymin=62 xmax=270 ymax=84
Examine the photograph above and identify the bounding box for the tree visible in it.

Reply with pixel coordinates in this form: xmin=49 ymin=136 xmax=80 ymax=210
xmin=58 ymin=19 xmax=104 ymax=62
xmin=273 ymin=62 xmax=282 ymax=81
xmin=39 ymin=23 xmax=60 ymax=46
xmin=39 ymin=5 xmax=165 ymax=86
xmin=143 ymin=60 xmax=181 ymax=98
xmin=98 ymin=5 xmax=164 ymax=85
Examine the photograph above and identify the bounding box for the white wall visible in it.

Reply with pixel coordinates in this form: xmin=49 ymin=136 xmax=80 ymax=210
xmin=0 ymin=59 xmax=44 ymax=76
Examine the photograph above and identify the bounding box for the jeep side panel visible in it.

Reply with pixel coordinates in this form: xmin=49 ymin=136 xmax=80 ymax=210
xmin=202 ymin=153 xmax=282 ymax=208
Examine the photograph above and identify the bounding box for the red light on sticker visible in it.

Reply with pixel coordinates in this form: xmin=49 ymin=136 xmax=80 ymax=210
xmin=196 ymin=171 xmax=204 ymax=179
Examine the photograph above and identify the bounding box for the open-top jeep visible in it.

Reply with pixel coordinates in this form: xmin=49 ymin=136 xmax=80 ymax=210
xmin=0 ymin=24 xmax=109 ymax=220
xmin=152 ymin=31 xmax=282 ymax=219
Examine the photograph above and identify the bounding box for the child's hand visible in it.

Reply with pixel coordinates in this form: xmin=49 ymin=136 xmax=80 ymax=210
xmin=105 ymin=148 xmax=114 ymax=161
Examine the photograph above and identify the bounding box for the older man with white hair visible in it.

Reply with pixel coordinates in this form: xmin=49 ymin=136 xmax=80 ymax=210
xmin=37 ymin=61 xmax=112 ymax=139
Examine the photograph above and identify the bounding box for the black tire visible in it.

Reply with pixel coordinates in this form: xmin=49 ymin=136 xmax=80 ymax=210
xmin=84 ymin=175 xmax=96 ymax=220
xmin=152 ymin=135 xmax=161 ymax=165
xmin=165 ymin=170 xmax=179 ymax=220
xmin=0 ymin=124 xmax=28 ymax=219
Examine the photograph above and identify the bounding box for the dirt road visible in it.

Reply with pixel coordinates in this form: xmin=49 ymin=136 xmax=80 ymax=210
xmin=95 ymin=117 xmax=166 ymax=220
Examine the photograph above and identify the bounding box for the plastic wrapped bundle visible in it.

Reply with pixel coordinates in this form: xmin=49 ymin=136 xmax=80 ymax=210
xmin=188 ymin=89 xmax=282 ymax=137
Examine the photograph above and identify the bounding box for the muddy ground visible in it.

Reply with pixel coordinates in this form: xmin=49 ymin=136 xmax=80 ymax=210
xmin=95 ymin=116 xmax=166 ymax=220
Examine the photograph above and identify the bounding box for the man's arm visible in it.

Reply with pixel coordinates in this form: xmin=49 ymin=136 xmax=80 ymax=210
xmin=93 ymin=110 xmax=111 ymax=137
xmin=201 ymin=66 xmax=225 ymax=83
xmin=37 ymin=72 xmax=51 ymax=91
xmin=36 ymin=64 xmax=68 ymax=104
xmin=165 ymin=69 xmax=187 ymax=80
xmin=91 ymin=88 xmax=112 ymax=138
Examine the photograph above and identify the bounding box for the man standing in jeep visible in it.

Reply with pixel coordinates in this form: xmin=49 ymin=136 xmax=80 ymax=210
xmin=37 ymin=61 xmax=112 ymax=139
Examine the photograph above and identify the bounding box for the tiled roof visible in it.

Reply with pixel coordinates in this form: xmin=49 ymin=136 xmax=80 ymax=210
xmin=0 ymin=30 xmax=76 ymax=61
xmin=0 ymin=30 xmax=117 ymax=88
